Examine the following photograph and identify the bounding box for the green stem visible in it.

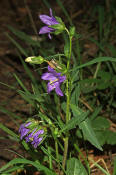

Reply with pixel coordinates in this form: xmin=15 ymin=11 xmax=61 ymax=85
xmin=62 ymin=28 xmax=72 ymax=172
xmin=48 ymin=146 xmax=52 ymax=169
xmin=55 ymin=139 xmax=59 ymax=161
xmin=55 ymin=139 xmax=60 ymax=171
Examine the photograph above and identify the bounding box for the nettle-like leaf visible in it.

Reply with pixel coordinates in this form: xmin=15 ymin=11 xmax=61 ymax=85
xmin=97 ymin=70 xmax=112 ymax=90
xmin=79 ymin=118 xmax=103 ymax=151
xmin=66 ymin=158 xmax=88 ymax=175
xmin=71 ymin=104 xmax=102 ymax=150
xmin=105 ymin=130 xmax=116 ymax=145
xmin=92 ymin=116 xmax=110 ymax=130
xmin=77 ymin=116 xmax=116 ymax=146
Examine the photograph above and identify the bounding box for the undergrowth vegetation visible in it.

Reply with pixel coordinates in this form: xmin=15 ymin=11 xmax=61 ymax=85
xmin=0 ymin=0 xmax=116 ymax=174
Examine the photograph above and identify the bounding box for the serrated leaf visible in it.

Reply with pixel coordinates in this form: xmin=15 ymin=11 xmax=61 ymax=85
xmin=92 ymin=117 xmax=110 ymax=130
xmin=98 ymin=70 xmax=111 ymax=80
xmin=66 ymin=158 xmax=88 ymax=175
xmin=93 ymin=131 xmax=107 ymax=146
xmin=60 ymin=104 xmax=88 ymax=133
xmin=106 ymin=130 xmax=116 ymax=145
xmin=90 ymin=106 xmax=102 ymax=120
xmin=79 ymin=118 xmax=103 ymax=151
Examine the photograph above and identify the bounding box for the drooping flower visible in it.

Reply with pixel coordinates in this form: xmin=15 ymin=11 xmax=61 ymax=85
xmin=25 ymin=129 xmax=44 ymax=148
xmin=19 ymin=121 xmax=45 ymax=148
xmin=41 ymin=66 xmax=66 ymax=96
xmin=39 ymin=8 xmax=59 ymax=39
xmin=19 ymin=122 xmax=31 ymax=140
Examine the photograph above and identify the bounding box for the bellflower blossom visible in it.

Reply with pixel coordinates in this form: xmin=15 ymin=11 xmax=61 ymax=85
xmin=19 ymin=122 xmax=31 ymax=140
xmin=25 ymin=129 xmax=44 ymax=148
xmin=41 ymin=66 xmax=66 ymax=96
xmin=19 ymin=122 xmax=44 ymax=148
xmin=39 ymin=8 xmax=59 ymax=39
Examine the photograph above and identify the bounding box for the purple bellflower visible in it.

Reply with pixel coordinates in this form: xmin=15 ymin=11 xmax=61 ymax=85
xmin=39 ymin=8 xmax=59 ymax=39
xmin=19 ymin=122 xmax=44 ymax=148
xmin=41 ymin=66 xmax=66 ymax=96
xmin=25 ymin=129 xmax=44 ymax=148
xmin=19 ymin=122 xmax=31 ymax=140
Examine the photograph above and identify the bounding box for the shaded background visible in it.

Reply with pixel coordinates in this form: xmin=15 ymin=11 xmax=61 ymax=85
xmin=0 ymin=0 xmax=116 ymax=174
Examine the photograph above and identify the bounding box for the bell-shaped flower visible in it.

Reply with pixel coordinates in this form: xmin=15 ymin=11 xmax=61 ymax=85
xmin=19 ymin=120 xmax=45 ymax=148
xmin=41 ymin=66 xmax=66 ymax=96
xmin=39 ymin=8 xmax=59 ymax=39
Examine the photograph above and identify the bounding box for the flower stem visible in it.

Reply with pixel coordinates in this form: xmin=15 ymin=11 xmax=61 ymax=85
xmin=55 ymin=139 xmax=60 ymax=171
xmin=62 ymin=28 xmax=72 ymax=172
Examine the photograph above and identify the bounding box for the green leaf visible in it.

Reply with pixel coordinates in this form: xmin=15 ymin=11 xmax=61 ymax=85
xmin=93 ymin=131 xmax=107 ymax=146
xmin=79 ymin=118 xmax=103 ymax=151
xmin=0 ymin=158 xmax=56 ymax=175
xmin=66 ymin=158 xmax=88 ymax=175
xmin=5 ymin=33 xmax=28 ymax=57
xmin=0 ymin=123 xmax=19 ymax=140
xmin=60 ymin=104 xmax=88 ymax=133
xmin=7 ymin=25 xmax=40 ymax=47
xmin=13 ymin=73 xmax=30 ymax=93
xmin=96 ymin=70 xmax=112 ymax=89
xmin=92 ymin=117 xmax=110 ymax=130
xmin=98 ymin=5 xmax=104 ymax=40
xmin=0 ymin=106 xmax=21 ymax=120
xmin=106 ymin=130 xmax=116 ymax=145
xmin=70 ymin=57 xmax=116 ymax=72
xmin=90 ymin=106 xmax=102 ymax=121
xmin=113 ymin=157 xmax=116 ymax=175
xmin=1 ymin=165 xmax=24 ymax=174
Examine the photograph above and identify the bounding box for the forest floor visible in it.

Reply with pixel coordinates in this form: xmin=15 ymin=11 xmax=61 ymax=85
xmin=0 ymin=0 xmax=116 ymax=174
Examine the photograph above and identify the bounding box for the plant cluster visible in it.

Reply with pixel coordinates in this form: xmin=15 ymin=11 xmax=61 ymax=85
xmin=0 ymin=4 xmax=116 ymax=175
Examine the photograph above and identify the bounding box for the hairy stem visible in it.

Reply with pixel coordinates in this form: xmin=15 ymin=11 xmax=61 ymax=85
xmin=62 ymin=28 xmax=72 ymax=173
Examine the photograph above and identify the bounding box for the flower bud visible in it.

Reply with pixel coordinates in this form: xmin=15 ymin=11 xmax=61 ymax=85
xmin=25 ymin=56 xmax=44 ymax=64
xmin=69 ymin=26 xmax=75 ymax=37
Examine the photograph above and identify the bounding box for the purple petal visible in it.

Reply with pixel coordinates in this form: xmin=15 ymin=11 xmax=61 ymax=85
xmin=47 ymin=82 xmax=56 ymax=93
xmin=48 ymin=33 xmax=52 ymax=39
xmin=48 ymin=66 xmax=61 ymax=77
xmin=55 ymin=85 xmax=64 ymax=96
xmin=41 ymin=72 xmax=56 ymax=81
xmin=32 ymin=137 xmax=43 ymax=148
xmin=59 ymin=75 xmax=66 ymax=83
xmin=25 ymin=135 xmax=30 ymax=142
xmin=48 ymin=66 xmax=55 ymax=72
xmin=48 ymin=66 xmax=62 ymax=77
xmin=20 ymin=128 xmax=30 ymax=140
xmin=49 ymin=8 xmax=53 ymax=17
xmin=39 ymin=14 xmax=58 ymax=26
xmin=39 ymin=26 xmax=54 ymax=34
xmin=25 ymin=122 xmax=31 ymax=127
xmin=39 ymin=15 xmax=52 ymax=25
xmin=34 ymin=129 xmax=44 ymax=137
xmin=19 ymin=124 xmax=24 ymax=133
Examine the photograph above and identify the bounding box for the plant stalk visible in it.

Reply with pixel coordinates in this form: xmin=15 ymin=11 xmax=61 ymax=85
xmin=61 ymin=28 xmax=72 ymax=173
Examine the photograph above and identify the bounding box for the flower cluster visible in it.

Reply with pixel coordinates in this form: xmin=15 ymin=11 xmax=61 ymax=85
xmin=19 ymin=121 xmax=45 ymax=148
xmin=21 ymin=9 xmax=66 ymax=148
xmin=41 ymin=66 xmax=66 ymax=96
